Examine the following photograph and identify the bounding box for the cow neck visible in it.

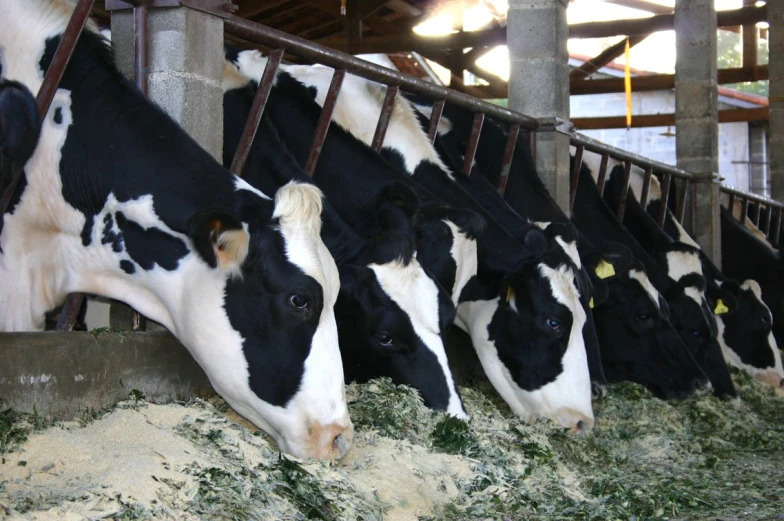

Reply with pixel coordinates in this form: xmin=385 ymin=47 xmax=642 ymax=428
xmin=572 ymin=165 xmax=674 ymax=292
xmin=37 ymin=31 xmax=255 ymax=236
xmin=223 ymin=83 xmax=365 ymax=265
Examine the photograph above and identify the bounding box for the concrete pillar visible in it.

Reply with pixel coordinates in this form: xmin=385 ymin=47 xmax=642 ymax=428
xmin=675 ymin=0 xmax=721 ymax=265
xmin=109 ymin=6 xmax=224 ymax=330
xmin=508 ymin=0 xmax=571 ymax=212
xmin=111 ymin=6 xmax=224 ymax=160
xmin=770 ymin=0 xmax=784 ymax=202
xmin=748 ymin=123 xmax=769 ymax=197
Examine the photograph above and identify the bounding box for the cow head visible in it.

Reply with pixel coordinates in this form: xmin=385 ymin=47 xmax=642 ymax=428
xmin=0 ymin=2 xmax=351 ymax=460
xmin=337 ymin=185 xmax=466 ymax=418
xmin=659 ymin=244 xmax=738 ymax=398
xmin=714 ymin=279 xmax=784 ymax=387
xmin=584 ymin=242 xmax=708 ymax=399
xmin=460 ymin=224 xmax=594 ymax=433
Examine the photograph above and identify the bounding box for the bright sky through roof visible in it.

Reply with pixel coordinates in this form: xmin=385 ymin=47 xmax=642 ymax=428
xmin=412 ymin=0 xmax=759 ymax=82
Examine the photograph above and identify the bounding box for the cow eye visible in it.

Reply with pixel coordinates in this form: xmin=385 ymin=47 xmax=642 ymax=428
xmin=546 ymin=318 xmax=561 ymax=332
xmin=761 ymin=317 xmax=770 ymax=327
xmin=375 ymin=331 xmax=394 ymax=347
xmin=637 ymin=313 xmax=650 ymax=321
xmin=691 ymin=329 xmax=702 ymax=338
xmin=289 ymin=294 xmax=310 ymax=309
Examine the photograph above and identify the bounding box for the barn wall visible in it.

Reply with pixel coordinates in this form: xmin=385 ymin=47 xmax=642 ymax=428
xmin=571 ymin=91 xmax=751 ymax=191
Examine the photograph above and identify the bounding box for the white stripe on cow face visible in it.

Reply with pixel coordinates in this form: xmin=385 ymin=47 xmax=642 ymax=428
xmin=443 ymin=219 xmax=478 ymax=307
xmin=370 ymin=259 xmax=467 ymax=419
xmin=628 ymin=269 xmax=661 ymax=309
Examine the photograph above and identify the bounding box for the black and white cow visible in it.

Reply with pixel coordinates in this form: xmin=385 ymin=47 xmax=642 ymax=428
xmin=230 ymin=53 xmax=595 ymax=432
xmin=222 ymin=79 xmax=468 ymax=417
xmin=0 ymin=79 xmax=40 ymax=197
xmin=571 ymin=163 xmax=709 ymax=397
xmin=424 ymin=106 xmax=707 ymax=398
xmin=599 ymin=166 xmax=738 ymax=397
xmin=719 ymin=205 xmax=784 ymax=385
xmin=619 ymin=170 xmax=784 ymax=388
xmin=0 ymin=1 xmax=352 ymax=460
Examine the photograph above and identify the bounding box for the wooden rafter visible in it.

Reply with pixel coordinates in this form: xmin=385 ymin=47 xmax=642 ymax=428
xmin=572 ymin=108 xmax=769 ymax=129
xmin=570 ymin=33 xmax=651 ymax=81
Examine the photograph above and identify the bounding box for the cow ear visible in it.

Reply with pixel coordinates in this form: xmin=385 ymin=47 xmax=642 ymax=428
xmin=720 ymin=279 xmax=742 ymax=297
xmin=376 ymin=182 xmax=419 ymax=218
xmin=589 ymin=274 xmax=610 ymax=308
xmin=188 ymin=209 xmax=249 ymax=276
xmin=520 ymin=226 xmax=549 ymax=259
xmin=706 ymin=282 xmax=739 ymax=316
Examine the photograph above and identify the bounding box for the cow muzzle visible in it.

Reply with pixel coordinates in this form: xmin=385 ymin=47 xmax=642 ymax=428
xmin=306 ymin=419 xmax=355 ymax=460
xmin=554 ymin=408 xmax=595 ymax=434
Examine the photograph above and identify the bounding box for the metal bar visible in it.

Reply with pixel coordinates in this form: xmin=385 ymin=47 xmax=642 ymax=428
xmin=728 ymin=192 xmax=737 ymax=212
xmin=752 ymin=201 xmax=761 ymax=227
xmin=676 ymin=179 xmax=689 ymax=224
xmin=229 ymin=48 xmax=284 ymax=175
xmin=616 ymin=160 xmax=633 ymax=222
xmin=570 ymin=146 xmax=584 ymax=212
xmin=658 ymin=173 xmax=672 ymax=226
xmin=529 ymin=130 xmax=537 ymax=164
xmin=426 ymin=99 xmax=445 ymax=143
xmin=371 ymin=85 xmax=398 ymax=152
xmin=134 ymin=3 xmax=149 ymax=95
xmin=176 ymin=1 xmax=540 ymax=130
xmin=56 ymin=294 xmax=86 ymax=331
xmin=773 ymin=208 xmax=783 ymax=246
xmin=639 ymin=167 xmax=653 ymax=209
xmin=496 ymin=124 xmax=520 ymax=197
xmin=596 ymin=153 xmax=610 ymax=196
xmin=463 ymin=113 xmax=485 ymax=176
xmin=571 ymin=132 xmax=705 ymax=183
xmin=740 ymin=197 xmax=749 ymax=225
xmin=304 ymin=68 xmax=346 ymax=175
xmin=719 ymin=184 xmax=784 ymax=210
xmin=763 ymin=205 xmax=772 ymax=237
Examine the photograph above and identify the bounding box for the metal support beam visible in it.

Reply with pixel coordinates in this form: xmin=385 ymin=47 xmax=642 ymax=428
xmin=508 ymin=0 xmax=571 ymax=213
xmin=771 ymin=0 xmax=784 ymax=203
xmin=675 ymin=0 xmax=720 ymax=265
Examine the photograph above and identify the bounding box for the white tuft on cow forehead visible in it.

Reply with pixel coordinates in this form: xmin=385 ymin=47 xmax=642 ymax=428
xmin=539 ymin=263 xmax=583 ymax=321
xmin=628 ymin=269 xmax=661 ymax=309
xmin=554 ymin=236 xmax=581 ymax=269
xmin=665 ymin=250 xmax=703 ymax=282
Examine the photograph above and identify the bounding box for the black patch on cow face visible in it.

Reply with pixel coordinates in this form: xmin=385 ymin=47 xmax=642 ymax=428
xmin=114 ymin=211 xmax=187 ymax=271
xmin=53 ymin=107 xmax=63 ymax=125
xmin=721 ymin=286 xmax=776 ymax=369
xmin=337 ymin=265 xmax=456 ymax=411
xmin=593 ymin=276 xmax=706 ymax=399
xmin=120 ymin=259 xmax=135 ymax=274
xmin=224 ymin=223 xmax=325 ymax=407
xmin=489 ymin=260 xmax=573 ymax=390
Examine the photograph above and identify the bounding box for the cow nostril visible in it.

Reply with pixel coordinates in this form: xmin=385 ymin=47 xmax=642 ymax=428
xmin=780 ymin=378 xmax=784 ymax=388
xmin=591 ymin=382 xmax=607 ymax=401
xmin=576 ymin=420 xmax=587 ymax=432
xmin=333 ymin=433 xmax=351 ymax=460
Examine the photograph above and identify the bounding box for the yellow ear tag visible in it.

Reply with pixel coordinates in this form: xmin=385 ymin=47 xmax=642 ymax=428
xmin=714 ymin=299 xmax=729 ymax=315
xmin=595 ymin=259 xmax=616 ymax=280
xmin=589 ymin=297 xmax=595 ymax=309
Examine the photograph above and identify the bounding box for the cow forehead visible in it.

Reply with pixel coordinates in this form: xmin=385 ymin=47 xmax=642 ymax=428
xmin=369 ymin=259 xmax=440 ymax=332
xmin=665 ymin=249 xmax=703 ymax=282
xmin=538 ymin=263 xmax=584 ymax=323
xmin=628 ymin=269 xmax=661 ymax=309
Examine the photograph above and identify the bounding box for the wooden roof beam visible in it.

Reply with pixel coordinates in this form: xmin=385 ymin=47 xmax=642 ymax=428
xmin=572 ymin=107 xmax=769 ymax=129
xmin=570 ymin=33 xmax=651 ymax=81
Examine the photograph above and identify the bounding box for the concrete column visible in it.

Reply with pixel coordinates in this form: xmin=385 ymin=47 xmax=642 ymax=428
xmin=111 ymin=6 xmax=224 ymax=160
xmin=110 ymin=6 xmax=224 ymax=330
xmin=508 ymin=0 xmax=571 ymax=212
xmin=770 ymin=0 xmax=784 ymax=202
xmin=675 ymin=0 xmax=720 ymax=265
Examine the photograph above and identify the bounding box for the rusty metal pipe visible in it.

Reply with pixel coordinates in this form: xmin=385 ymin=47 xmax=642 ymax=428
xmin=463 ymin=113 xmax=485 ymax=176
xmin=426 ymin=99 xmax=445 ymax=144
xmin=658 ymin=174 xmax=672 ymax=227
xmin=596 ymin=153 xmax=609 ymax=196
xmin=304 ymin=68 xmax=346 ymax=175
xmin=569 ymin=146 xmax=584 ymax=212
xmin=371 ymin=85 xmax=398 ymax=152
xmin=676 ymin=179 xmax=689 ymax=224
xmin=497 ymin=124 xmax=520 ymax=196
xmin=640 ymin=167 xmax=653 ymax=209
xmin=134 ymin=3 xmax=149 ymax=95
xmin=616 ymin=160 xmax=632 ymax=223
xmin=230 ymin=49 xmax=284 ymax=175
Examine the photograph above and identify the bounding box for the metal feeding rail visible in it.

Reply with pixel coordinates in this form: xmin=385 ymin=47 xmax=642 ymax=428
xmin=8 ymin=0 xmax=783 ymax=332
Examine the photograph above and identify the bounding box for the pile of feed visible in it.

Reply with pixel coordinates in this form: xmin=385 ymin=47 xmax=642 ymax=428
xmin=2 ymin=370 xmax=783 ymax=520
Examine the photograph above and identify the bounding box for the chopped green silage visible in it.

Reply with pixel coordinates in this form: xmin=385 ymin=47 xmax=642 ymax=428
xmin=1 ymin=370 xmax=783 ymax=520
